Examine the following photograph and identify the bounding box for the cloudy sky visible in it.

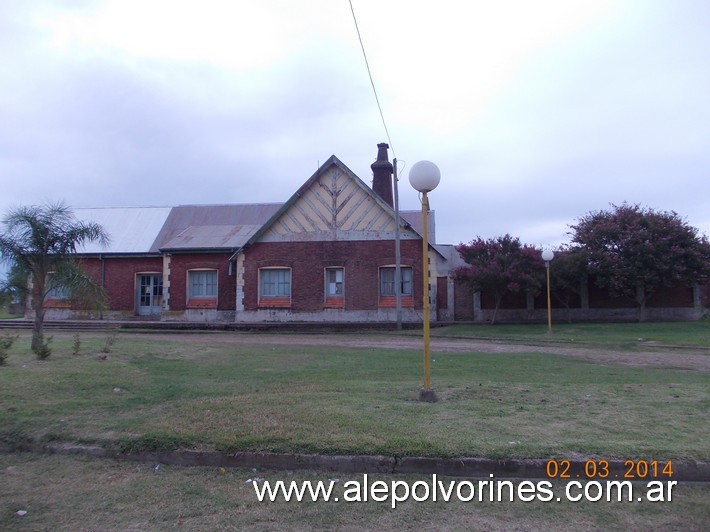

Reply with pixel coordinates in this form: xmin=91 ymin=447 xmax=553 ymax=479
xmin=1 ymin=0 xmax=708 ymax=250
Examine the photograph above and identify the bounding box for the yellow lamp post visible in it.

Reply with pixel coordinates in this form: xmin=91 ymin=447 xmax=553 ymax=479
xmin=409 ymin=161 xmax=440 ymax=403
xmin=541 ymin=249 xmax=554 ymax=333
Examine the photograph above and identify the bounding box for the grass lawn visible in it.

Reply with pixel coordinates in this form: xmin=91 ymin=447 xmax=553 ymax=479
xmin=0 ymin=325 xmax=708 ymax=460
xmin=431 ymin=320 xmax=710 ymax=348
xmin=2 ymin=453 xmax=708 ymax=531
xmin=0 ymin=323 xmax=708 ymax=530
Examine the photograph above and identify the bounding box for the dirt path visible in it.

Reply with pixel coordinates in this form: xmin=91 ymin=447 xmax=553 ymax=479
xmin=140 ymin=331 xmax=710 ymax=372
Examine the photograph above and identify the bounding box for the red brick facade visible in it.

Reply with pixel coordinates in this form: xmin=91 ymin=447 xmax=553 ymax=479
xmin=78 ymin=256 xmax=163 ymax=311
xmin=167 ymin=253 xmax=236 ymax=311
xmin=241 ymin=240 xmax=423 ymax=312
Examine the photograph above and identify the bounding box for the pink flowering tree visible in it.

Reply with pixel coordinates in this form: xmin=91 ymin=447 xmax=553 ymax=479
xmin=570 ymin=203 xmax=710 ymax=321
xmin=455 ymin=234 xmax=544 ymax=324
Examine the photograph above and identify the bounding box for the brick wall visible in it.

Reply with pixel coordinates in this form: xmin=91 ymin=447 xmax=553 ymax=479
xmin=587 ymin=278 xmax=695 ymax=309
xmin=647 ymin=285 xmax=695 ymax=308
xmin=167 ymin=252 xmax=236 ymax=311
xmin=454 ymin=273 xmax=701 ymax=323
xmin=480 ymin=289 xmax=527 ymax=310
xmin=241 ymin=240 xmax=423 ymax=312
xmin=454 ymin=279 xmax=474 ymax=321
xmin=78 ymin=256 xmax=163 ymax=311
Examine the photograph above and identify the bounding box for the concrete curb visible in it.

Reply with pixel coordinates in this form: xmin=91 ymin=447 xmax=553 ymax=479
xmin=34 ymin=444 xmax=710 ymax=482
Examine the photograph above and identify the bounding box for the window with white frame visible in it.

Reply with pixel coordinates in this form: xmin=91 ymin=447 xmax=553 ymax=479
xmin=379 ymin=266 xmax=413 ymax=296
xmin=189 ymin=270 xmax=217 ymax=298
xmin=260 ymin=268 xmax=291 ymax=298
xmin=325 ymin=267 xmax=344 ymax=297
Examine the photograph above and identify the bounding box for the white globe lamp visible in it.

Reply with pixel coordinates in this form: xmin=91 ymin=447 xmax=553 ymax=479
xmin=408 ymin=161 xmax=440 ymax=193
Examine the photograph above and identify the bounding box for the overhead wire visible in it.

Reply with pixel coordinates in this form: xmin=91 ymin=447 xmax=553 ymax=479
xmin=349 ymin=1 xmax=408 ymax=328
xmin=348 ymin=0 xmax=396 ymax=160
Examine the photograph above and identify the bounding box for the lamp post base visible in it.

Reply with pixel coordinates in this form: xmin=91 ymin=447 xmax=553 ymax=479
xmin=418 ymin=388 xmax=438 ymax=403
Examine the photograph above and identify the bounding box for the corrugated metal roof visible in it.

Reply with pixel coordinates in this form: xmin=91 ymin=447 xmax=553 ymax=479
xmin=400 ymin=210 xmax=436 ymax=244
xmin=433 ymin=244 xmax=466 ymax=269
xmin=160 ymin=224 xmax=263 ymax=250
xmin=70 ymin=204 xmax=438 ymax=254
xmin=74 ymin=207 xmax=173 ymax=254
xmin=155 ymin=204 xmax=281 ymax=251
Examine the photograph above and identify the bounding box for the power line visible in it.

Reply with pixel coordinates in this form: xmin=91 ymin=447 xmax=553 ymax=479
xmin=348 ymin=0 xmax=395 ymax=158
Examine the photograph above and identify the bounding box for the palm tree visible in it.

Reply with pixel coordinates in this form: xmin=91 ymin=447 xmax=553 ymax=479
xmin=0 ymin=202 xmax=109 ymax=357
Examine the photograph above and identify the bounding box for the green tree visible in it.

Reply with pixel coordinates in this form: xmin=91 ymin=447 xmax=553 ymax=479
xmin=455 ymin=234 xmax=544 ymax=324
xmin=548 ymin=246 xmax=589 ymax=322
xmin=0 ymin=202 xmax=109 ymax=357
xmin=570 ymin=203 xmax=710 ymax=321
xmin=0 ymin=262 xmax=26 ymax=315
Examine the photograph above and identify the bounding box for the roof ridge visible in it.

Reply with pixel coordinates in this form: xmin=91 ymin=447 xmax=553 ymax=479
xmin=174 ymin=202 xmax=284 ymax=207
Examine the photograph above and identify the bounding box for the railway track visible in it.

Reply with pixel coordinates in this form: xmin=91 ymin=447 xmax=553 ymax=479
xmin=0 ymin=318 xmax=421 ymax=333
xmin=0 ymin=319 xmax=120 ymax=331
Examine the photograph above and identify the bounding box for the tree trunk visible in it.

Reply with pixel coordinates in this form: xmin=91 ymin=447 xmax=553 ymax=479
xmin=491 ymin=291 xmax=503 ymax=325
xmin=636 ymin=282 xmax=647 ymax=322
xmin=30 ymin=278 xmax=48 ymax=357
xmin=641 ymin=302 xmax=647 ymax=322
xmin=562 ymin=302 xmax=572 ymax=324
xmin=31 ymin=292 xmax=45 ymax=355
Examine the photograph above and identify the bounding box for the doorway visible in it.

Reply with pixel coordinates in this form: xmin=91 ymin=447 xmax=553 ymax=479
xmin=137 ymin=274 xmax=163 ymax=316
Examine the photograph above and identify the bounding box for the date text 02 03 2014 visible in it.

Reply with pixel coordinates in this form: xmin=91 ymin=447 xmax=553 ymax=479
xmin=545 ymin=459 xmax=674 ymax=480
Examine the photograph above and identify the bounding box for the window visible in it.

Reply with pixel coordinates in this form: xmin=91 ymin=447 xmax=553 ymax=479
xmin=325 ymin=268 xmax=344 ymax=297
xmin=260 ymin=268 xmax=291 ymax=298
xmin=46 ymin=273 xmax=70 ymax=300
xmin=45 ymin=272 xmax=71 ymax=308
xmin=380 ymin=266 xmax=412 ymax=296
xmin=189 ymin=270 xmax=217 ymax=298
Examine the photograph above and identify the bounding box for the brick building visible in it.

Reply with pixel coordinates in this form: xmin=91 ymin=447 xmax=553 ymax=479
xmin=35 ymin=144 xmax=703 ymax=324
xmin=41 ymin=147 xmax=455 ymax=323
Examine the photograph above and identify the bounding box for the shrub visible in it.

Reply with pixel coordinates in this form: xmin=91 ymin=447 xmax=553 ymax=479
xmin=0 ymin=333 xmax=18 ymax=365
xmin=72 ymin=332 xmax=81 ymax=356
xmin=35 ymin=336 xmax=53 ymax=360
xmin=102 ymin=330 xmax=117 ymax=353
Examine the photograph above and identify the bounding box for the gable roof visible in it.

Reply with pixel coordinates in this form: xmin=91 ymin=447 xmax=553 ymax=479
xmin=74 ymin=207 xmax=172 ymax=254
xmin=230 ymin=155 xmax=437 ymax=258
xmin=71 ymin=155 xmax=443 ymax=259
xmin=156 ymin=203 xmax=281 ymax=252
xmin=399 ymin=210 xmax=436 ymax=245
xmin=71 ymin=202 xmax=433 ymax=256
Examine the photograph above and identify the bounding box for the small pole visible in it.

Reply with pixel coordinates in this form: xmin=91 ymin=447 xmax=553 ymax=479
xmin=546 ymin=260 xmax=552 ymax=333
xmin=393 ymin=158 xmax=402 ymax=330
xmin=421 ymin=192 xmax=434 ymax=398
xmin=541 ymin=249 xmax=554 ymax=334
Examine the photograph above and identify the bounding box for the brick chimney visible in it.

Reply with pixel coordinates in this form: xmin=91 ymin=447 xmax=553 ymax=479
xmin=371 ymin=142 xmax=394 ymax=208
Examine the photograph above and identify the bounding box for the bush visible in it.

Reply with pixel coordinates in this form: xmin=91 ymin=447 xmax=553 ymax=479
xmin=0 ymin=333 xmax=18 ymax=365
xmin=102 ymin=330 xmax=117 ymax=353
xmin=35 ymin=336 xmax=53 ymax=360
xmin=72 ymin=332 xmax=81 ymax=356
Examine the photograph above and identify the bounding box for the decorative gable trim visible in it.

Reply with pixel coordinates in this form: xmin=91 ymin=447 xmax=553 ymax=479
xmin=237 ymin=156 xmax=416 ymax=246
xmin=228 ymin=155 xmax=444 ymax=261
